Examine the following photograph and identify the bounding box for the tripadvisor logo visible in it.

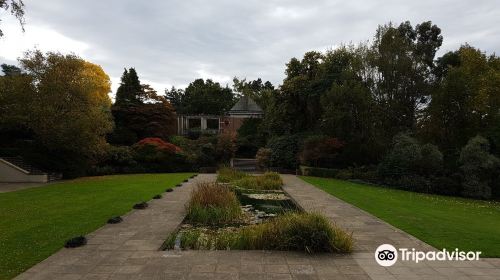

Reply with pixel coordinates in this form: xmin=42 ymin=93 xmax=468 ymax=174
xmin=375 ymin=244 xmax=398 ymax=266
xmin=375 ymin=244 xmax=481 ymax=267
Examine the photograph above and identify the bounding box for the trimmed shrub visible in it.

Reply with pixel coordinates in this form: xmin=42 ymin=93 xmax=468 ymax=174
xmin=267 ymin=135 xmax=300 ymax=169
xmin=153 ymin=194 xmax=162 ymax=199
xmin=166 ymin=188 xmax=174 ymax=192
xmin=64 ymin=236 xmax=87 ymax=248
xmin=133 ymin=202 xmax=148 ymax=209
xmin=107 ymin=216 xmax=123 ymax=224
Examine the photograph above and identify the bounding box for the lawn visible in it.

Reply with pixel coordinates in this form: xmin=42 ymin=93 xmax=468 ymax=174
xmin=300 ymin=176 xmax=500 ymax=257
xmin=0 ymin=173 xmax=194 ymax=280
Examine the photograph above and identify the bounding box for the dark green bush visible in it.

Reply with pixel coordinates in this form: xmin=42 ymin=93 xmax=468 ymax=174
xmin=418 ymin=143 xmax=444 ymax=176
xmin=133 ymin=202 xmax=148 ymax=209
xmin=236 ymin=136 xmax=260 ymax=158
xmin=380 ymin=175 xmax=429 ymax=193
xmin=267 ymin=135 xmax=300 ymax=169
xmin=459 ymin=136 xmax=499 ymax=199
xmin=431 ymin=176 xmax=462 ymax=196
xmin=299 ymin=135 xmax=344 ymax=168
xmin=300 ymin=166 xmax=340 ymax=178
xmin=335 ymin=169 xmax=353 ymax=180
xmin=64 ymin=236 xmax=87 ymax=248
xmin=107 ymin=216 xmax=123 ymax=224
xmin=133 ymin=141 xmax=190 ymax=173
xmin=378 ymin=133 xmax=422 ymax=178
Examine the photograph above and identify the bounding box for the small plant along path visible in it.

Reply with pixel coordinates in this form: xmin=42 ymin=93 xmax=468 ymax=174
xmin=13 ymin=175 xmax=500 ymax=280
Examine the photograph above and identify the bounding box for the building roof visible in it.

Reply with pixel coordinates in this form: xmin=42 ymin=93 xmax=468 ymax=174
xmin=229 ymin=96 xmax=263 ymax=115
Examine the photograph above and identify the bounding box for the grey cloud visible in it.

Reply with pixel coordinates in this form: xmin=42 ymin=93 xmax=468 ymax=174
xmin=5 ymin=0 xmax=500 ymax=93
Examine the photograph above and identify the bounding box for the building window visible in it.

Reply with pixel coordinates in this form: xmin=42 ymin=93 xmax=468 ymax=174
xmin=207 ymin=118 xmax=219 ymax=130
xmin=188 ymin=118 xmax=201 ymax=129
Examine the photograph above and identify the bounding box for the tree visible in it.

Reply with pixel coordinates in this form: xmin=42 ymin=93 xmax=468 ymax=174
xmin=232 ymin=77 xmax=275 ymax=110
xmin=459 ymin=136 xmax=499 ymax=199
xmin=424 ymin=45 xmax=500 ymax=157
xmin=1 ymin=50 xmax=114 ymax=176
xmin=320 ymin=48 xmax=380 ymax=163
xmin=111 ymin=68 xmax=177 ymax=145
xmin=369 ymin=21 xmax=442 ymax=139
xmin=166 ymin=79 xmax=234 ymax=115
xmin=115 ymin=68 xmax=143 ymax=105
xmin=1 ymin=64 xmax=22 ymax=76
xmin=262 ymin=45 xmax=373 ymax=136
xmin=0 ymin=0 xmax=25 ymax=37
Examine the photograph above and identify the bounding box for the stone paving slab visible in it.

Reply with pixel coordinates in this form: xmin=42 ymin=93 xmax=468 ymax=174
xmin=13 ymin=174 xmax=500 ymax=280
xmin=0 ymin=182 xmax=49 ymax=193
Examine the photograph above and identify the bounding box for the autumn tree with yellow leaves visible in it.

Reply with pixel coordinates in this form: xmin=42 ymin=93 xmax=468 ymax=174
xmin=0 ymin=50 xmax=113 ymax=176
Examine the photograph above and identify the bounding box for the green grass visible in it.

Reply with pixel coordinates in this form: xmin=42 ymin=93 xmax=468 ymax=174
xmin=0 ymin=173 xmax=194 ymax=280
xmin=301 ymin=176 xmax=500 ymax=257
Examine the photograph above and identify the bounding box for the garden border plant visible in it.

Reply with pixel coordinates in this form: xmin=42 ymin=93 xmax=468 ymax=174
xmin=185 ymin=182 xmax=242 ymax=225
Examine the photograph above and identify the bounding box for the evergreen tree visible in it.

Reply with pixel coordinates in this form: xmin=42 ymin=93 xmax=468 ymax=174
xmin=115 ymin=68 xmax=143 ymax=105
xmin=110 ymin=68 xmax=176 ymax=145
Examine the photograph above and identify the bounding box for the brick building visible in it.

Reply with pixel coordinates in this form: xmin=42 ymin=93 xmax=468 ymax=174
xmin=176 ymin=96 xmax=263 ymax=136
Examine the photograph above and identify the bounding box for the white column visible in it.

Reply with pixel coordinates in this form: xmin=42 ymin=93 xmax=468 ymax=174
xmin=201 ymin=117 xmax=207 ymax=131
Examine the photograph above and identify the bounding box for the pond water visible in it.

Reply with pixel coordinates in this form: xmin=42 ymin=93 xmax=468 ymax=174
xmin=236 ymin=189 xmax=299 ymax=216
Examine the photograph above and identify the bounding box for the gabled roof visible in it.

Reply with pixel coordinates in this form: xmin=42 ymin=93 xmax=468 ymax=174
xmin=229 ymin=95 xmax=263 ymax=115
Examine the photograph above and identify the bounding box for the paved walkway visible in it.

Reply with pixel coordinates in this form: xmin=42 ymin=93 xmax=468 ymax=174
xmin=14 ymin=174 xmax=500 ymax=280
xmin=0 ymin=182 xmax=48 ymax=193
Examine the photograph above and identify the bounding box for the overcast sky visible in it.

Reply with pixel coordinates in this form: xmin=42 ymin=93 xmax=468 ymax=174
xmin=0 ymin=0 xmax=499 ymax=96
